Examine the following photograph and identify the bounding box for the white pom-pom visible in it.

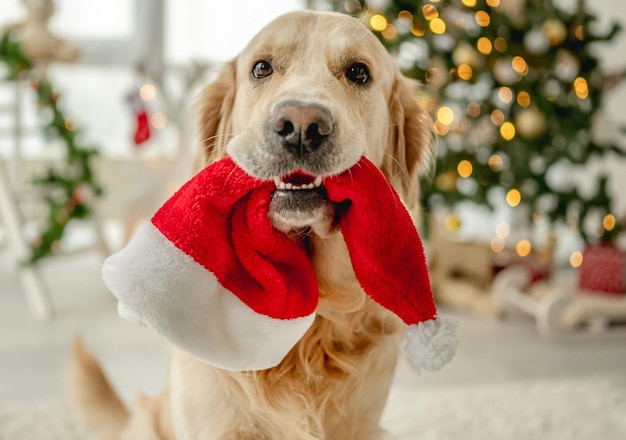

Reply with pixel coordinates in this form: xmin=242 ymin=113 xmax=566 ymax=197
xmin=404 ymin=317 xmax=459 ymax=371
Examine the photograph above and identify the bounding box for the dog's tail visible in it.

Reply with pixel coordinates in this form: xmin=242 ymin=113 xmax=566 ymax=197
xmin=69 ymin=336 xmax=129 ymax=440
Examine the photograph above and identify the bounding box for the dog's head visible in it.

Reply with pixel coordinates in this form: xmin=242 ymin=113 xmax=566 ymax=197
xmin=196 ymin=11 xmax=431 ymax=236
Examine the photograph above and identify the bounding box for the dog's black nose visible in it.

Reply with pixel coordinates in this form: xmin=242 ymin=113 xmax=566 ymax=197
xmin=270 ymin=102 xmax=333 ymax=156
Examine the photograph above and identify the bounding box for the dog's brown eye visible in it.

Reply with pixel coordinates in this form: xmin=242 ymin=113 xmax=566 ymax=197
xmin=346 ymin=62 xmax=370 ymax=84
xmin=252 ymin=60 xmax=273 ymax=79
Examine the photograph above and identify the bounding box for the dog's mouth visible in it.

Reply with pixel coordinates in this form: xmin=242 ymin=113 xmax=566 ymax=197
xmin=272 ymin=170 xmax=323 ymax=191
xmin=269 ymin=170 xmax=335 ymax=233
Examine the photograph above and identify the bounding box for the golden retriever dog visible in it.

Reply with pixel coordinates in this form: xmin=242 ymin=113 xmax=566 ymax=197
xmin=71 ymin=10 xmax=432 ymax=440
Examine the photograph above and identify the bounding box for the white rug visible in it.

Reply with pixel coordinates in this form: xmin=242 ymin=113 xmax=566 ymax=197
xmin=1 ymin=379 xmax=625 ymax=440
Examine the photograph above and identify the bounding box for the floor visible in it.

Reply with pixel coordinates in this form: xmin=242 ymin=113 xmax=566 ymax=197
xmin=1 ymin=246 xmax=625 ymax=406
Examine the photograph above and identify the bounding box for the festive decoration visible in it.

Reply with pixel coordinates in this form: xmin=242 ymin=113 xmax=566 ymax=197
xmin=0 ymin=32 xmax=101 ymax=263
xmin=102 ymin=156 xmax=458 ymax=372
xmin=321 ymin=0 xmax=626 ymax=249
xmin=579 ymin=245 xmax=626 ymax=294
xmin=126 ymin=86 xmax=151 ymax=146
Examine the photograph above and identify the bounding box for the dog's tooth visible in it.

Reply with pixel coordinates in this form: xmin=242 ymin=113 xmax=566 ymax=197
xmin=273 ymin=176 xmax=282 ymax=187
xmin=285 ymin=183 xmax=293 ymax=190
xmin=306 ymin=183 xmax=314 ymax=189
xmin=313 ymin=176 xmax=322 ymax=187
xmin=292 ymin=185 xmax=301 ymax=190
xmin=278 ymin=181 xmax=287 ymax=190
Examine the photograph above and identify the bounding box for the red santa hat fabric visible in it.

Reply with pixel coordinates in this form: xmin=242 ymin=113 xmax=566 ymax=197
xmin=102 ymin=156 xmax=457 ymax=372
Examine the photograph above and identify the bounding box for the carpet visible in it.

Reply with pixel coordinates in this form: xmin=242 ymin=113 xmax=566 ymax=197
xmin=1 ymin=378 xmax=625 ymax=439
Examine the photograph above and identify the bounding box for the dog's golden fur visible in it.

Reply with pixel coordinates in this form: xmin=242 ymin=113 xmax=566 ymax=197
xmin=71 ymin=11 xmax=431 ymax=440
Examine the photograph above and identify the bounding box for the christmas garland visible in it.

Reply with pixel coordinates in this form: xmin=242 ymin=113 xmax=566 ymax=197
xmin=0 ymin=31 xmax=102 ymax=263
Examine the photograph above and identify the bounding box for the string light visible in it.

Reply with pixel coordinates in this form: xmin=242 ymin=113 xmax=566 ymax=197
xmin=500 ymin=121 xmax=516 ymax=140
xmin=381 ymin=24 xmax=397 ymax=39
xmin=434 ymin=120 xmax=450 ymax=135
xmin=370 ymin=15 xmax=387 ymax=31
xmin=475 ymin=11 xmax=490 ymax=27
xmin=570 ymin=251 xmax=583 ymax=268
xmin=140 ymin=84 xmax=156 ymax=101
xmin=498 ymin=87 xmax=513 ymax=104
xmin=488 ymin=154 xmax=504 ymax=171
xmin=437 ymin=106 xmax=455 ymax=125
xmin=511 ymin=56 xmax=529 ymax=76
xmin=457 ymin=64 xmax=473 ymax=80
xmin=457 ymin=160 xmax=473 ymax=178
xmin=411 ymin=22 xmax=426 ymax=37
xmin=430 ymin=18 xmax=446 ymax=34
xmin=516 ymin=239 xmax=532 ymax=257
xmin=506 ymin=188 xmax=521 ymax=207
xmin=494 ymin=37 xmax=507 ymax=52
xmin=574 ymin=76 xmax=589 ymax=99
xmin=477 ymin=37 xmax=492 ymax=55
xmin=490 ymin=109 xmax=505 ymax=126
xmin=422 ymin=5 xmax=439 ymax=20
xmin=490 ymin=237 xmax=505 ymax=252
xmin=517 ymin=91 xmax=531 ymax=107
xmin=603 ymin=213 xmax=616 ymax=231
xmin=398 ymin=10 xmax=413 ymax=23
xmin=496 ymin=221 xmax=510 ymax=238
xmin=461 ymin=0 xmax=476 ymax=7
xmin=151 ymin=112 xmax=168 ymax=129
xmin=486 ymin=0 xmax=501 ymax=6
xmin=467 ymin=101 xmax=481 ymax=117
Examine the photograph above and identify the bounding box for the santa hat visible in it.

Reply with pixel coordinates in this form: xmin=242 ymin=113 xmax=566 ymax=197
xmin=102 ymin=156 xmax=458 ymax=372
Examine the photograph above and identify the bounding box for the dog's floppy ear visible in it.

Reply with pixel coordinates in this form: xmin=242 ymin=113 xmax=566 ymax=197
xmin=383 ymin=74 xmax=433 ymax=219
xmin=194 ymin=59 xmax=237 ymax=169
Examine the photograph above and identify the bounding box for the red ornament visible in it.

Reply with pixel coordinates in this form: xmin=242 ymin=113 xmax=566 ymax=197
xmin=579 ymin=245 xmax=626 ymax=294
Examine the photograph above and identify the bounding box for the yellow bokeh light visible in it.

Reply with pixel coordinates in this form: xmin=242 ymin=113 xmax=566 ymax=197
xmin=500 ymin=121 xmax=516 ymax=140
xmin=475 ymin=11 xmax=490 ymax=27
xmin=603 ymin=213 xmax=616 ymax=231
xmin=490 ymin=237 xmax=506 ymax=253
xmin=488 ymin=154 xmax=504 ymax=171
xmin=422 ymin=4 xmax=439 ymax=20
xmin=512 ymin=56 xmax=529 ymax=75
xmin=444 ymin=213 xmax=461 ymax=231
xmin=430 ymin=17 xmax=446 ymax=34
xmin=437 ymin=106 xmax=455 ymax=126
xmin=506 ymin=188 xmax=521 ymax=207
xmin=517 ymin=91 xmax=531 ymax=107
xmin=411 ymin=22 xmax=426 ymax=37
xmin=570 ymin=251 xmax=583 ymax=268
xmin=462 ymin=0 xmax=477 ymax=7
xmin=490 ymin=109 xmax=505 ymax=126
xmin=398 ymin=10 xmax=413 ymax=22
xmin=457 ymin=160 xmax=473 ymax=178
xmin=486 ymin=0 xmax=501 ymax=6
xmin=574 ymin=76 xmax=589 ymax=99
xmin=498 ymin=87 xmax=513 ymax=103
xmin=496 ymin=222 xmax=511 ymax=239
xmin=516 ymin=239 xmax=532 ymax=257
xmin=434 ymin=120 xmax=450 ymax=136
xmin=381 ymin=23 xmax=398 ymax=39
xmin=477 ymin=37 xmax=492 ymax=55
xmin=140 ymin=84 xmax=156 ymax=101
xmin=370 ymin=14 xmax=388 ymax=31
xmin=494 ymin=37 xmax=507 ymax=52
xmin=457 ymin=64 xmax=473 ymax=80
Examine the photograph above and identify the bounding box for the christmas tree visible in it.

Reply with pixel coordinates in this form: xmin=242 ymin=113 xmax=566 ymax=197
xmin=319 ymin=0 xmax=626 ymax=254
